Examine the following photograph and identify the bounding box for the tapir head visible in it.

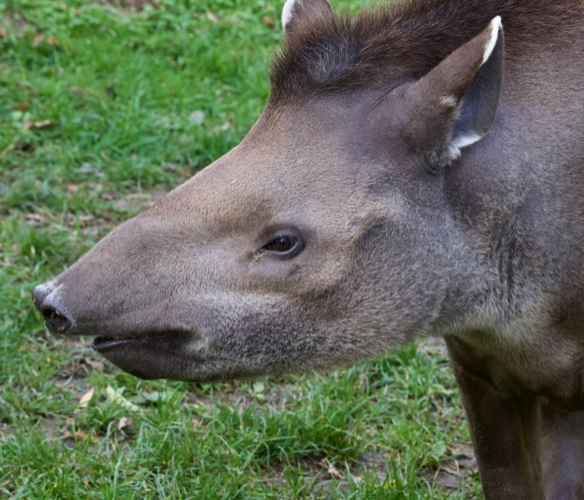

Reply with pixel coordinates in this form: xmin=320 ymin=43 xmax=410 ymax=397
xmin=32 ymin=0 xmax=504 ymax=381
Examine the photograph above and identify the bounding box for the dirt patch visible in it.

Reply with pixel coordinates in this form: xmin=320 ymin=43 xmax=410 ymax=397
xmin=422 ymin=443 xmax=478 ymax=492
xmin=352 ymin=448 xmax=389 ymax=481
xmin=261 ymin=447 xmax=475 ymax=496
xmin=261 ymin=453 xmax=357 ymax=496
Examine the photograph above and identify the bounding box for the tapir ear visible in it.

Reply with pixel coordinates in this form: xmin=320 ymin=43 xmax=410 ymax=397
xmin=282 ymin=0 xmax=334 ymax=40
xmin=403 ymin=16 xmax=504 ymax=169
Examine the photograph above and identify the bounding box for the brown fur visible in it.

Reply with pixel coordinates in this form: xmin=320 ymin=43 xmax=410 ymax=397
xmin=270 ymin=0 xmax=584 ymax=102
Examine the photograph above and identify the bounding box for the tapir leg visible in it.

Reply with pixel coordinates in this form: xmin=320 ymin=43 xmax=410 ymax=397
xmin=445 ymin=337 xmax=544 ymax=500
xmin=540 ymin=402 xmax=584 ymax=499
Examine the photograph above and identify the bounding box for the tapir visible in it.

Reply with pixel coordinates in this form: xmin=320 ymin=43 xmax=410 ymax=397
xmin=32 ymin=0 xmax=584 ymax=497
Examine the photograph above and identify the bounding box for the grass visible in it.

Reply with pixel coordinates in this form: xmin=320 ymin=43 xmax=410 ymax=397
xmin=0 ymin=0 xmax=483 ymax=498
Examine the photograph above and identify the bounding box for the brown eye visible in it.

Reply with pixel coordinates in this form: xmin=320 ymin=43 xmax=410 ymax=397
xmin=266 ymin=236 xmax=296 ymax=253
xmin=257 ymin=230 xmax=304 ymax=260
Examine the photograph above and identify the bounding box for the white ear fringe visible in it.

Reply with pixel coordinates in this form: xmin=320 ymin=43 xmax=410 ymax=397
xmin=448 ymin=133 xmax=482 ymax=161
xmin=482 ymin=16 xmax=502 ymax=65
xmin=282 ymin=0 xmax=298 ymax=31
xmin=282 ymin=0 xmax=332 ymax=32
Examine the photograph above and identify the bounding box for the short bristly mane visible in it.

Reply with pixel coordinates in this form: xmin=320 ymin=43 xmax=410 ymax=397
xmin=269 ymin=0 xmax=584 ymax=103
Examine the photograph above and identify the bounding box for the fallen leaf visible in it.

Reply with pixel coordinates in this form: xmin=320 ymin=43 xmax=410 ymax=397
xmin=322 ymin=459 xmax=344 ymax=480
xmin=441 ymin=464 xmax=460 ymax=475
xmin=207 ymin=12 xmax=220 ymax=23
xmin=117 ymin=417 xmax=133 ymax=431
xmin=261 ymin=16 xmax=275 ymax=27
xmin=46 ymin=36 xmax=61 ymax=46
xmin=69 ymin=86 xmax=84 ymax=94
xmin=33 ymin=34 xmax=43 ymax=47
xmin=22 ymin=118 xmax=34 ymax=130
xmin=0 ymin=27 xmax=8 ymax=37
xmin=34 ymin=119 xmax=55 ymax=129
xmin=0 ymin=245 xmax=5 ymax=252
xmin=77 ymin=388 xmax=94 ymax=409
xmin=64 ymin=429 xmax=99 ymax=443
xmin=25 ymin=213 xmax=45 ymax=225
xmin=192 ymin=417 xmax=201 ymax=430
xmin=105 ymin=385 xmax=142 ymax=413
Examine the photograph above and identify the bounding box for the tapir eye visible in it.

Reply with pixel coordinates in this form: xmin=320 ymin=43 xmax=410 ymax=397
xmin=266 ymin=236 xmax=296 ymax=253
xmin=258 ymin=232 xmax=304 ymax=260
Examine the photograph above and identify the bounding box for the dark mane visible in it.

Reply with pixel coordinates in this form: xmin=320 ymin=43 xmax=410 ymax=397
xmin=269 ymin=0 xmax=584 ymax=103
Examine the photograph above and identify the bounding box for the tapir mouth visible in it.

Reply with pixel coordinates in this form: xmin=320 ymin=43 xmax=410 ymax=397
xmin=92 ymin=336 xmax=139 ymax=352
xmin=88 ymin=329 xmax=203 ymax=380
xmin=91 ymin=329 xmax=194 ymax=353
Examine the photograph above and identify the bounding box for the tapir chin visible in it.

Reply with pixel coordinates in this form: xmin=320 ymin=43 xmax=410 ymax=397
xmin=32 ymin=0 xmax=584 ymax=497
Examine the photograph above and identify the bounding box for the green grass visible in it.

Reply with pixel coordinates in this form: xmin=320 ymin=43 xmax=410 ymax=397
xmin=0 ymin=0 xmax=483 ymax=498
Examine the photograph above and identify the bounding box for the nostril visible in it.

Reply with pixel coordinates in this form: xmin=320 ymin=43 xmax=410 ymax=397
xmin=32 ymin=281 xmax=57 ymax=311
xmin=42 ymin=306 xmax=72 ymax=334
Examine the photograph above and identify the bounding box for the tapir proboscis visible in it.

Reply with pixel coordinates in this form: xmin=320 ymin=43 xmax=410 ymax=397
xmin=32 ymin=0 xmax=584 ymax=497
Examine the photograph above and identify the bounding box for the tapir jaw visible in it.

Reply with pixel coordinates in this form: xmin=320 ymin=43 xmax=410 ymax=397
xmin=91 ymin=331 xmax=208 ymax=381
xmin=94 ymin=335 xmax=274 ymax=383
